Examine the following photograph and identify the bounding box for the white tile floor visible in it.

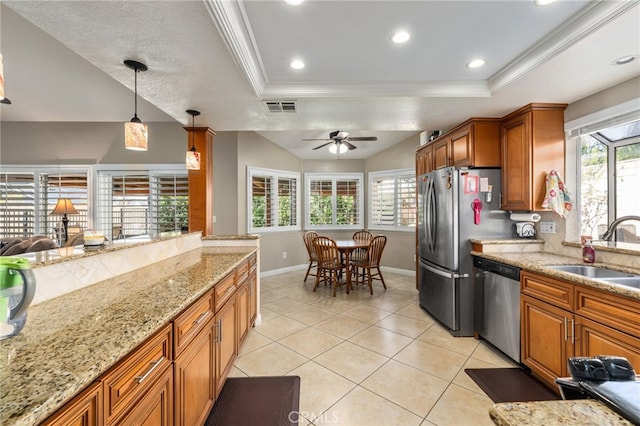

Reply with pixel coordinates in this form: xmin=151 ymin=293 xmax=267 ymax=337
xmin=230 ymin=270 xmax=518 ymax=426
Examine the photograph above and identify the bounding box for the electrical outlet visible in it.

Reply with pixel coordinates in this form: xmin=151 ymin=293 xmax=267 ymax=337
xmin=282 ymin=251 xmax=287 ymax=259
xmin=540 ymin=221 xmax=556 ymax=234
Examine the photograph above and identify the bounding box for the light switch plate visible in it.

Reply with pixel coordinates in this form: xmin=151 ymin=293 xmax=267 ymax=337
xmin=540 ymin=221 xmax=556 ymax=234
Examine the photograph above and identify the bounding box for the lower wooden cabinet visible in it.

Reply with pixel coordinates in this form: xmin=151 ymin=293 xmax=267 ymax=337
xmin=521 ymin=294 xmax=574 ymax=388
xmin=249 ymin=254 xmax=258 ymax=326
xmin=521 ymin=270 xmax=640 ymax=391
xmin=41 ymin=382 xmax=103 ymax=426
xmin=174 ymin=318 xmax=216 ymax=426
xmin=112 ymin=365 xmax=173 ymax=426
xmin=237 ymin=281 xmax=250 ymax=346
xmin=215 ymin=295 xmax=238 ymax=398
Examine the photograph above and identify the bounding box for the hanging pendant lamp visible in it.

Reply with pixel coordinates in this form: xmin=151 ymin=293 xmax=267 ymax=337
xmin=185 ymin=109 xmax=201 ymax=170
xmin=0 ymin=53 xmax=12 ymax=105
xmin=124 ymin=59 xmax=148 ymax=151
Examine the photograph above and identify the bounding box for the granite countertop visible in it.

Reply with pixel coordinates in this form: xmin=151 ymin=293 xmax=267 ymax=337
xmin=490 ymin=399 xmax=633 ymax=426
xmin=0 ymin=247 xmax=256 ymax=426
xmin=470 ymin=250 xmax=640 ymax=301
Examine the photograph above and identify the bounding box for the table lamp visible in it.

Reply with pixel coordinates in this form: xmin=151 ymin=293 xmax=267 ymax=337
xmin=51 ymin=198 xmax=78 ymax=243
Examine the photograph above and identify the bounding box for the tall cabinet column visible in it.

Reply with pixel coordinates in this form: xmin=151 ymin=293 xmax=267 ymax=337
xmin=185 ymin=127 xmax=215 ymax=235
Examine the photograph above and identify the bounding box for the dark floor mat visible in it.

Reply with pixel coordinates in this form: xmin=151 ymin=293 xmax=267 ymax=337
xmin=465 ymin=368 xmax=560 ymax=403
xmin=205 ymin=376 xmax=301 ymax=426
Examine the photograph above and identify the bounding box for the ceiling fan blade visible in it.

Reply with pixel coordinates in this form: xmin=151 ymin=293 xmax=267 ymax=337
xmin=343 ymin=141 xmax=357 ymax=150
xmin=348 ymin=136 xmax=377 ymax=141
xmin=303 ymin=138 xmax=331 ymax=141
xmin=312 ymin=141 xmax=334 ymax=150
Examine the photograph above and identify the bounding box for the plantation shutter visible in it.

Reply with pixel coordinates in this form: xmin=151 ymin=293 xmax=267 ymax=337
xmin=149 ymin=173 xmax=189 ymax=234
xmin=371 ymin=176 xmax=395 ymax=227
xmin=0 ymin=173 xmax=36 ymax=237
xmin=278 ymin=176 xmax=297 ymax=227
xmin=40 ymin=173 xmax=89 ymax=238
xmin=336 ymin=178 xmax=360 ymax=225
xmin=309 ymin=179 xmax=333 ymax=225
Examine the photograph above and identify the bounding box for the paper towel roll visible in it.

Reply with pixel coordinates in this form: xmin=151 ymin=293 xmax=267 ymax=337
xmin=510 ymin=213 xmax=541 ymax=222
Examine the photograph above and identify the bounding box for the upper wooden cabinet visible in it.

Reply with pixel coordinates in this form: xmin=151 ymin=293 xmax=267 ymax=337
xmin=415 ymin=118 xmax=501 ymax=174
xmin=500 ymin=103 xmax=567 ymax=211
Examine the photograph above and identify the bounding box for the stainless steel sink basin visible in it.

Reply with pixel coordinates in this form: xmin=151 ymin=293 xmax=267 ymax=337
xmin=548 ymin=265 xmax=635 ymax=278
xmin=599 ymin=277 xmax=640 ymax=289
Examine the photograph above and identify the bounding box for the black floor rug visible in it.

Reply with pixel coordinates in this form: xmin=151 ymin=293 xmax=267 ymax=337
xmin=205 ymin=376 xmax=301 ymax=426
xmin=465 ymin=368 xmax=560 ymax=403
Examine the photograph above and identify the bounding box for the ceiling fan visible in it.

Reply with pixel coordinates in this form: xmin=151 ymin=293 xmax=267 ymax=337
xmin=303 ymin=130 xmax=377 ymax=152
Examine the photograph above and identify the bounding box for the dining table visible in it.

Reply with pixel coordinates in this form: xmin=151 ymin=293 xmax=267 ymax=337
xmin=334 ymin=239 xmax=370 ymax=291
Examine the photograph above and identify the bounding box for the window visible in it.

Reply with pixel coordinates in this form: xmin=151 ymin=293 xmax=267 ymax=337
xmin=0 ymin=168 xmax=89 ymax=240
xmin=305 ymin=173 xmax=363 ymax=230
xmin=96 ymin=169 xmax=188 ymax=239
xmin=369 ymin=169 xmax=416 ymax=231
xmin=247 ymin=167 xmax=300 ymax=233
xmin=573 ymin=114 xmax=640 ymax=242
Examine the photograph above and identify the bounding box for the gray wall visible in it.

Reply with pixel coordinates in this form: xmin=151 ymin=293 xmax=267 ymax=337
xmin=212 ymin=131 xmax=239 ymax=234
xmin=0 ymin=121 xmax=185 ymax=164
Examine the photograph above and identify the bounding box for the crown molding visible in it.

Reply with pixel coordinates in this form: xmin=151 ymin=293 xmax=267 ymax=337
xmin=489 ymin=0 xmax=640 ymax=92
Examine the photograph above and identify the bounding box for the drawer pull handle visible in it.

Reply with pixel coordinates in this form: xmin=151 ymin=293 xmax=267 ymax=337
xmin=224 ymin=286 xmax=235 ymax=295
xmin=134 ymin=357 xmax=164 ymax=384
xmin=193 ymin=312 xmax=208 ymax=326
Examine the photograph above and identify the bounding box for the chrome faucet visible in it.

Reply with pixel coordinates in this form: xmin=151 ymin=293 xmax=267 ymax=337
xmin=600 ymin=216 xmax=640 ymax=241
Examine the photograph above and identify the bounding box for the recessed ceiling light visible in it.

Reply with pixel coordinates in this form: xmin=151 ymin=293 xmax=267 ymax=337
xmin=290 ymin=59 xmax=305 ymax=70
xmin=612 ymin=55 xmax=638 ymax=65
xmin=285 ymin=0 xmax=304 ymax=5
xmin=534 ymin=0 xmax=556 ymax=6
xmin=467 ymin=59 xmax=486 ymax=69
xmin=391 ymin=30 xmax=410 ymax=44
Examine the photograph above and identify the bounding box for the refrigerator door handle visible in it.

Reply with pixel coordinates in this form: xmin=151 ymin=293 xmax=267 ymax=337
xmin=427 ymin=177 xmax=437 ymax=253
xmin=419 ymin=260 xmax=468 ymax=279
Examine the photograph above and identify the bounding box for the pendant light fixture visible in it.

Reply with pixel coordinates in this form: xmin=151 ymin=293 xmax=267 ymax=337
xmin=124 ymin=59 xmax=148 ymax=151
xmin=185 ymin=109 xmax=201 ymax=170
xmin=0 ymin=53 xmax=12 ymax=105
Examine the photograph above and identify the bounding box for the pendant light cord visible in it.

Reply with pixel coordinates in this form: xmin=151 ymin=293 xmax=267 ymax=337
xmin=133 ymin=67 xmax=138 ymax=120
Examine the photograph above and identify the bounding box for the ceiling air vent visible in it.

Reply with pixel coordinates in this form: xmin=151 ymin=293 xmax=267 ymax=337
xmin=264 ymin=100 xmax=297 ymax=113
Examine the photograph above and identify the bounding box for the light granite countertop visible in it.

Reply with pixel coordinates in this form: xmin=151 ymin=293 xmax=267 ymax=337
xmin=470 ymin=250 xmax=640 ymax=301
xmin=0 ymin=246 xmax=257 ymax=426
xmin=490 ymin=399 xmax=633 ymax=426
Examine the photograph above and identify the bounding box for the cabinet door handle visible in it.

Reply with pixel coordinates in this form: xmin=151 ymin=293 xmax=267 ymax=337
xmin=192 ymin=312 xmax=208 ymax=326
xmin=134 ymin=357 xmax=165 ymax=384
xmin=219 ymin=319 xmax=223 ymax=342
xmin=570 ymin=318 xmax=576 ymax=344
xmin=563 ymin=317 xmax=568 ymax=342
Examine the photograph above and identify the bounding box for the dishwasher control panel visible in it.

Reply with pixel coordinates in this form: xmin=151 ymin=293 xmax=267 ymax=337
xmin=473 ymin=257 xmax=520 ymax=281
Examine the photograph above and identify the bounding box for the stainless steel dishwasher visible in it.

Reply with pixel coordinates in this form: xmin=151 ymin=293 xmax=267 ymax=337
xmin=473 ymin=256 xmax=521 ymax=363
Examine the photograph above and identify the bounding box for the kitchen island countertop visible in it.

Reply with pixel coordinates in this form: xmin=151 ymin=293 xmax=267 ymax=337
xmin=490 ymin=399 xmax=633 ymax=426
xmin=0 ymin=246 xmax=256 ymax=426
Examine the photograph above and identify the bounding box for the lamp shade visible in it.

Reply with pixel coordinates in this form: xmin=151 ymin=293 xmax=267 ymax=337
xmin=186 ymin=149 xmax=201 ymax=170
xmin=125 ymin=121 xmax=148 ymax=151
xmin=51 ymin=198 xmax=79 ymax=215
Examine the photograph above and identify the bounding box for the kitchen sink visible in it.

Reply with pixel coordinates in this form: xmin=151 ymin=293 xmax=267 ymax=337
xmin=547 ymin=265 xmax=636 ymax=278
xmin=598 ymin=277 xmax=640 ymax=289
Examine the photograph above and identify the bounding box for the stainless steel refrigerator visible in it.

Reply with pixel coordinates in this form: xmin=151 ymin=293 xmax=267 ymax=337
xmin=417 ymin=167 xmax=510 ymax=336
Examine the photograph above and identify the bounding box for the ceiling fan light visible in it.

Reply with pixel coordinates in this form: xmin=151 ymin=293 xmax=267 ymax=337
xmin=467 ymin=59 xmax=486 ymax=69
xmin=391 ymin=30 xmax=410 ymax=44
xmin=329 ymin=143 xmax=348 ymax=154
xmin=290 ymin=59 xmax=305 ymax=70
xmin=125 ymin=121 xmax=148 ymax=151
xmin=534 ymin=0 xmax=556 ymax=6
xmin=284 ymin=0 xmax=304 ymax=5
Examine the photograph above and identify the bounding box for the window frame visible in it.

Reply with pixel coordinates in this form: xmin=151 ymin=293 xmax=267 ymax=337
xmin=368 ymin=168 xmax=416 ymax=232
xmin=247 ymin=166 xmax=301 ymax=234
xmin=304 ymin=172 xmax=363 ymax=231
xmin=567 ymin=100 xmax=640 ymax=240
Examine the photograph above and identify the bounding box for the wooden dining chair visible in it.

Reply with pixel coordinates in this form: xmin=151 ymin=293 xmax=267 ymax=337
xmin=303 ymin=231 xmax=319 ymax=282
xmin=351 ymin=235 xmax=387 ymax=295
xmin=313 ymin=236 xmax=348 ymax=297
xmin=351 ymin=230 xmax=373 ymax=281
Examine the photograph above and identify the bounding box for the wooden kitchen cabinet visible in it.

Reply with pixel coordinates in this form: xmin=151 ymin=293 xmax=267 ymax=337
xmin=500 ymin=103 xmax=567 ymax=211
xmin=249 ymin=253 xmax=258 ymax=326
xmin=102 ymin=324 xmax=173 ymax=425
xmin=112 ymin=365 xmax=173 ymax=426
xmin=215 ymin=294 xmax=238 ymax=398
xmin=41 ymin=382 xmax=103 ymax=426
xmin=432 ymin=138 xmax=449 ymax=169
xmin=521 ymin=270 xmax=640 ymax=391
xmin=237 ymin=280 xmax=250 ymax=346
xmin=174 ymin=318 xmax=216 ymax=426
xmin=173 ymin=290 xmax=216 ymax=426
xmin=416 ymin=144 xmax=433 ymax=176
xmin=521 ymin=294 xmax=574 ymax=389
xmin=449 ymin=119 xmax=501 ymax=168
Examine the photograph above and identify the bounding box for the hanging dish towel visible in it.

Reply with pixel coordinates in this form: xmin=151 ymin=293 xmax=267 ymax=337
xmin=542 ymin=170 xmax=573 ymax=218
